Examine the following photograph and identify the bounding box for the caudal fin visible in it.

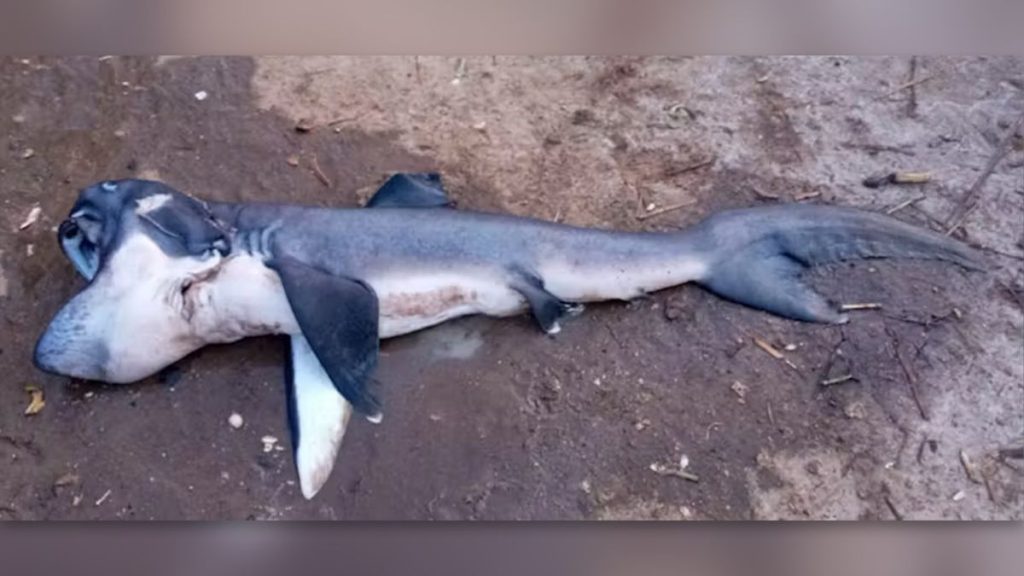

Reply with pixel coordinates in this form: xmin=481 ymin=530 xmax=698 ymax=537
xmin=689 ymin=204 xmax=984 ymax=323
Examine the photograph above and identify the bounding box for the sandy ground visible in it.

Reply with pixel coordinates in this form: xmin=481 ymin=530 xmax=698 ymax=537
xmin=0 ymin=56 xmax=1021 ymax=520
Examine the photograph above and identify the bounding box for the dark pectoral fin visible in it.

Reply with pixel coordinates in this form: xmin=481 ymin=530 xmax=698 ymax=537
xmin=286 ymin=334 xmax=353 ymax=499
xmin=365 ymin=172 xmax=452 ymax=209
xmin=269 ymin=256 xmax=383 ymax=419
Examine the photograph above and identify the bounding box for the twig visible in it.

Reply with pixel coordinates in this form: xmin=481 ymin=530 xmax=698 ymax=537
xmin=983 ymin=474 xmax=996 ymax=503
xmin=880 ymin=74 xmax=933 ymax=99
xmin=794 ymin=190 xmax=822 ymax=201
xmin=945 ymin=112 xmax=1024 ymax=233
xmin=663 ymin=156 xmax=715 ymax=178
xmin=821 ymin=374 xmax=856 ymax=387
xmin=945 ymin=202 xmax=980 ymax=237
xmin=840 ymin=303 xmax=882 ymax=311
xmin=95 ymin=489 xmax=112 ymax=506
xmin=310 ymin=155 xmax=331 ymax=188
xmin=916 ymin=438 xmax=928 ymax=465
xmin=649 ymin=463 xmax=699 ymax=483
xmin=959 ymin=449 xmax=983 ymax=484
xmin=766 ymin=401 xmax=775 ymax=426
xmin=905 ymin=56 xmax=919 ymax=118
xmin=753 ymin=337 xmax=784 ymax=359
xmin=635 ymin=200 xmax=696 ymax=221
xmin=884 ymin=495 xmax=905 ymax=520
xmin=753 ymin=337 xmax=799 ymax=371
xmin=751 ymin=186 xmax=781 ymax=200
xmin=841 ymin=142 xmax=917 ymax=157
xmin=886 ymin=195 xmax=926 ymax=215
xmin=327 ymin=115 xmax=358 ymax=126
xmin=886 ymin=326 xmax=930 ymax=421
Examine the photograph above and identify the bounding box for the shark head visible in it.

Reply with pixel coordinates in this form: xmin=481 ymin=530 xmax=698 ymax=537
xmin=34 ymin=179 xmax=239 ymax=382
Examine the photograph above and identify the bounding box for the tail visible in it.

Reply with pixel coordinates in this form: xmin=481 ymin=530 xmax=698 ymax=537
xmin=688 ymin=204 xmax=984 ymax=323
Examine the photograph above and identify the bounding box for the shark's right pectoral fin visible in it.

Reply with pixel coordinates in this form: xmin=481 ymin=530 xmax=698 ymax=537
xmin=287 ymin=334 xmax=353 ymax=499
xmin=268 ymin=256 xmax=383 ymax=420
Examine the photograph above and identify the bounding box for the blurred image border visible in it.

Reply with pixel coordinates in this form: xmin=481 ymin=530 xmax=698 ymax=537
xmin=0 ymin=0 xmax=1020 ymax=572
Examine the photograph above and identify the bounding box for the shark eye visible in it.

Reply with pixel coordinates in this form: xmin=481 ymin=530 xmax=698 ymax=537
xmin=100 ymin=181 xmax=118 ymax=192
xmin=60 ymin=219 xmax=80 ymax=239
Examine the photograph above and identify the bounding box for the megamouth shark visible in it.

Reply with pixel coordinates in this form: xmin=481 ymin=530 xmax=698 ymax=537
xmin=34 ymin=175 xmax=981 ymax=498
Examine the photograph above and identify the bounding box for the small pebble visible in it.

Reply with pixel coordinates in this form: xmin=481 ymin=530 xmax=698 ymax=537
xmin=261 ymin=435 xmax=278 ymax=452
xmin=228 ymin=413 xmax=244 ymax=429
xmin=952 ymin=490 xmax=966 ymax=502
xmin=194 ymin=90 xmax=209 ymax=101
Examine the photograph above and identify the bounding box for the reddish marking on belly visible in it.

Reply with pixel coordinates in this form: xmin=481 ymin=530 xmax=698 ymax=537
xmin=381 ymin=286 xmax=478 ymax=319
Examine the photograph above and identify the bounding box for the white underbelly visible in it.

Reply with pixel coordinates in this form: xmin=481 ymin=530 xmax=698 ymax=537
xmin=370 ymin=273 xmax=526 ymax=338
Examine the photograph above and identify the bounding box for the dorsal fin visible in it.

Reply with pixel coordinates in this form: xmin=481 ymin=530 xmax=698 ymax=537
xmin=365 ymin=172 xmax=452 ymax=209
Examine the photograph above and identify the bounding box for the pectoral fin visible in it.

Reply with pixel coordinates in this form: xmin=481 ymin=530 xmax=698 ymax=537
xmin=287 ymin=334 xmax=352 ymax=499
xmin=268 ymin=256 xmax=383 ymax=420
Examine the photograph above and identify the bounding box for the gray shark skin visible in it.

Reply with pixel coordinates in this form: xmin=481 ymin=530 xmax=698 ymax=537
xmin=34 ymin=177 xmax=982 ymax=498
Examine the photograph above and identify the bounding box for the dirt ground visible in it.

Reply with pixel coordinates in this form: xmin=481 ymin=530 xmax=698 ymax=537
xmin=0 ymin=56 xmax=1021 ymax=520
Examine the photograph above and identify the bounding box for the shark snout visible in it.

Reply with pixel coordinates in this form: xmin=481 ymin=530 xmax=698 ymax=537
xmin=34 ymin=322 xmax=110 ymax=381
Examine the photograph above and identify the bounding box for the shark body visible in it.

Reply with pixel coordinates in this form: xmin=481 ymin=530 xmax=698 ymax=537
xmin=34 ymin=175 xmax=981 ymax=497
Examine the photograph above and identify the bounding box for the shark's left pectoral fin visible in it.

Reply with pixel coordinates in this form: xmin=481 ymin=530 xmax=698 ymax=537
xmin=287 ymin=334 xmax=353 ymax=499
xmin=268 ymin=256 xmax=383 ymax=420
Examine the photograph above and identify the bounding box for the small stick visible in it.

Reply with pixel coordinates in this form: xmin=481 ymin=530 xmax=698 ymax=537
xmin=886 ymin=195 xmax=926 ymax=215
xmin=753 ymin=337 xmax=784 ymax=359
xmin=944 ymin=202 xmax=979 ymax=237
xmin=793 ymin=190 xmax=822 ymax=201
xmin=650 ymin=463 xmax=699 ymax=483
xmin=959 ymin=449 xmax=982 ymax=484
xmin=751 ymin=186 xmax=781 ymax=200
xmin=893 ymin=338 xmax=930 ymax=421
xmin=843 ymin=143 xmax=917 ymax=157
xmin=916 ymin=438 xmax=928 ymax=465
xmin=310 ymin=155 xmax=331 ymax=188
xmin=983 ymin=474 xmax=996 ymax=503
xmin=821 ymin=374 xmax=856 ymax=387
xmin=663 ymin=156 xmax=715 ymax=178
xmin=884 ymin=322 xmax=930 ymax=420
xmin=892 ymin=172 xmax=931 ymax=184
xmin=841 ymin=303 xmax=882 ymax=311
xmin=905 ymin=56 xmax=919 ymax=117
xmin=880 ymin=74 xmax=933 ymax=99
xmin=327 ymin=115 xmax=358 ymax=126
xmin=635 ymin=200 xmax=695 ymax=221
xmin=945 ymin=112 xmax=1024 ymax=232
xmin=95 ymin=489 xmax=112 ymax=507
xmin=884 ymin=495 xmax=905 ymax=520
xmin=766 ymin=401 xmax=775 ymax=426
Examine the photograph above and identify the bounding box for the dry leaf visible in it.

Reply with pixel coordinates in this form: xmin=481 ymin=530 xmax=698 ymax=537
xmin=24 ymin=385 xmax=45 ymax=415
xmin=19 ymin=206 xmax=41 ymax=230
